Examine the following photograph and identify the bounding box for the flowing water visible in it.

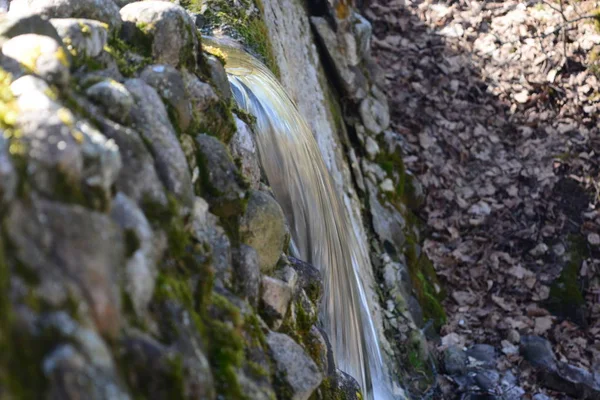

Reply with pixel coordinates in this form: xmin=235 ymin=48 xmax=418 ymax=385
xmin=206 ymin=38 xmax=398 ymax=399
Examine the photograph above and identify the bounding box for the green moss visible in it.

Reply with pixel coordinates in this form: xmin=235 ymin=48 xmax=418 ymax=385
xmin=185 ymin=0 xmax=280 ymax=77
xmin=190 ymin=98 xmax=236 ymax=142
xmin=405 ymin=236 xmax=446 ymax=330
xmin=547 ymin=235 xmax=587 ymax=322
xmin=104 ymin=36 xmax=152 ymax=78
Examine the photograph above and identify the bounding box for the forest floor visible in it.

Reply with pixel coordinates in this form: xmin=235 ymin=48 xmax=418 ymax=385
xmin=364 ymin=0 xmax=600 ymax=397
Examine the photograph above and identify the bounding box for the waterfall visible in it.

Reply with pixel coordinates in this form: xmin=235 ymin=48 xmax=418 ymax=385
xmin=206 ymin=37 xmax=398 ymax=399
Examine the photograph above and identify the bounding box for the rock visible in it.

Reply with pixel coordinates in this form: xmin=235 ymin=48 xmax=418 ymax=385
xmin=332 ymin=369 xmax=362 ymax=400
xmin=305 ymin=326 xmax=329 ymax=373
xmin=111 ymin=193 xmax=166 ymax=317
xmin=310 ymin=16 xmax=368 ymax=100
xmin=0 ymin=12 xmax=64 ymax=47
xmin=466 ymin=344 xmax=496 ymax=368
xmin=287 ymin=256 xmax=323 ymax=303
xmin=120 ymin=330 xmax=216 ymax=400
xmin=140 ymin=64 xmax=192 ymax=132
xmin=473 ymin=369 xmax=499 ymax=393
xmin=233 ymin=244 xmax=261 ymax=306
xmin=2 ymin=34 xmax=70 ymax=86
xmin=190 ymin=197 xmax=232 ymax=288
xmin=44 ymin=344 xmax=130 ymax=400
xmin=260 ymin=275 xmax=293 ymax=329
xmin=0 ymin=134 xmax=17 ymax=209
xmin=85 ymin=79 xmax=134 ymax=124
xmin=184 ymin=71 xmax=235 ymax=141
xmin=120 ymin=1 xmax=198 ymax=69
xmin=240 ymin=190 xmax=287 ymax=273
xmin=6 ymin=199 xmax=125 ymax=337
xmin=229 ymin=116 xmax=261 ymax=189
xmin=359 ymin=94 xmax=390 ymax=134
xmin=51 ymin=18 xmax=108 ymax=58
xmin=351 ymin=11 xmax=372 ymax=61
xmin=74 ymin=93 xmax=168 ymax=208
xmin=11 ymin=75 xmax=121 ymax=208
xmin=205 ymin=54 xmax=231 ymax=102
xmin=194 ymin=133 xmax=246 ymax=217
xmin=521 ymin=336 xmax=558 ymax=370
xmin=444 ymin=345 xmax=467 ymax=375
xmin=507 ymin=329 xmax=520 ymax=344
xmin=125 ymin=78 xmax=194 ymax=210
xmin=365 ymin=136 xmax=380 ymax=160
xmin=10 ymin=0 xmax=122 ymax=33
xmin=266 ymin=331 xmax=323 ymax=400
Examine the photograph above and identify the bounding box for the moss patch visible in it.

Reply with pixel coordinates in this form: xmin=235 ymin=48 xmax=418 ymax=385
xmin=184 ymin=0 xmax=280 ymax=77
xmin=547 ymin=235 xmax=588 ymax=325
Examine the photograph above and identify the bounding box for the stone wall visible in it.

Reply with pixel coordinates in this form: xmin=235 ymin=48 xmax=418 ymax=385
xmin=0 ymin=0 xmax=444 ymax=398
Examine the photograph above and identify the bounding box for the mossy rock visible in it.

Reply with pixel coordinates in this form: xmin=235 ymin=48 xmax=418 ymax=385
xmin=546 ymin=235 xmax=588 ymax=326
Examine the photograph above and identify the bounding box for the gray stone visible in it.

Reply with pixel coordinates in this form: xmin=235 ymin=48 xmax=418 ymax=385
xmin=266 ymin=331 xmax=323 ymax=400
xmin=288 ymin=256 xmax=323 ymax=304
xmin=332 ymin=369 xmax=362 ymax=400
xmin=120 ymin=1 xmax=198 ymax=69
xmin=473 ymin=369 xmax=499 ymax=393
xmin=85 ymin=79 xmax=134 ymax=124
xmin=305 ymin=325 xmax=329 ymax=374
xmin=74 ymin=93 xmax=168 ymax=209
xmin=10 ymin=75 xmax=121 ymax=208
xmin=444 ymin=345 xmax=467 ymax=375
xmin=190 ymin=197 xmax=232 ymax=288
xmin=229 ymin=116 xmax=261 ymax=189
xmin=5 ymin=199 xmax=125 ymax=337
xmin=184 ymin=71 xmax=235 ymax=141
xmin=0 ymin=12 xmax=64 ymax=47
xmin=260 ymin=275 xmax=292 ymax=330
xmin=0 ymin=134 xmax=17 ymax=209
xmin=233 ymin=244 xmax=261 ymax=307
xmin=310 ymin=16 xmax=368 ymax=101
xmin=351 ymin=11 xmax=372 ymax=61
xmin=111 ymin=193 xmax=166 ymax=317
xmin=194 ymin=133 xmax=246 ymax=217
xmin=240 ymin=190 xmax=287 ymax=273
xmin=466 ymin=344 xmax=496 ymax=368
xmin=205 ymin=53 xmax=231 ymax=102
xmin=51 ymin=18 xmax=108 ymax=58
xmin=140 ymin=64 xmax=192 ymax=132
xmin=44 ymin=344 xmax=131 ymax=400
xmin=520 ymin=335 xmax=558 ymax=371
xmin=120 ymin=330 xmax=216 ymax=400
xmin=9 ymin=0 xmax=122 ymax=32
xmin=2 ymin=34 xmax=70 ymax=86
xmin=125 ymin=78 xmax=194 ymax=210
xmin=359 ymin=94 xmax=390 ymax=134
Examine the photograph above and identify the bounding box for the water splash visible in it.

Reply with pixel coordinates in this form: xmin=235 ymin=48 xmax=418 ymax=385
xmin=207 ymin=37 xmax=398 ymax=399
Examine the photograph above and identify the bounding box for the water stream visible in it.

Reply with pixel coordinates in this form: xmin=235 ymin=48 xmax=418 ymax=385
xmin=207 ymin=38 xmax=398 ymax=399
